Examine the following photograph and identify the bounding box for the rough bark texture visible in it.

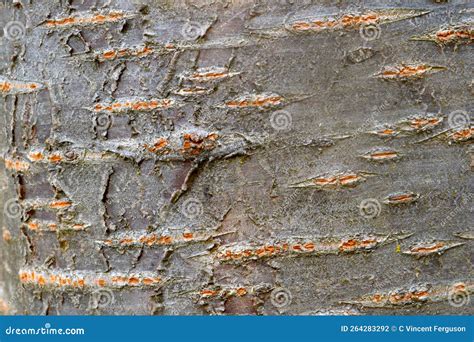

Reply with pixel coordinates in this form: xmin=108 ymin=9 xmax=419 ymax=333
xmin=0 ymin=0 xmax=473 ymax=315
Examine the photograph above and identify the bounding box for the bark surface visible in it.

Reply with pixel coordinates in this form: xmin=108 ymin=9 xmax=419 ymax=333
xmin=0 ymin=0 xmax=473 ymax=315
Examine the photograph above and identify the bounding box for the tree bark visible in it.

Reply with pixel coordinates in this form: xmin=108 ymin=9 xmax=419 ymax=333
xmin=0 ymin=0 xmax=472 ymax=315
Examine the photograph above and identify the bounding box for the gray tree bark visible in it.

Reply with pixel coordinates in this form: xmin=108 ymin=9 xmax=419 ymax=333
xmin=0 ymin=0 xmax=472 ymax=315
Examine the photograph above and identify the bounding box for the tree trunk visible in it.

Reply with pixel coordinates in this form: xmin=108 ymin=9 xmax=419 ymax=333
xmin=0 ymin=0 xmax=472 ymax=315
